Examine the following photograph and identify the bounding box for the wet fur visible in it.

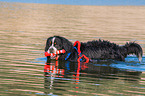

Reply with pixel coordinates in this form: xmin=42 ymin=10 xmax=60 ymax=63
xmin=45 ymin=36 xmax=143 ymax=62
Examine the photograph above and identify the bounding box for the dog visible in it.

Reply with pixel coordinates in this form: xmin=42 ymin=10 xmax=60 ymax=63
xmin=45 ymin=36 xmax=143 ymax=62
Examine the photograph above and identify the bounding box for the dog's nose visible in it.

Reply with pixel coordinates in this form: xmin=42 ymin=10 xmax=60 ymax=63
xmin=49 ymin=48 xmax=54 ymax=53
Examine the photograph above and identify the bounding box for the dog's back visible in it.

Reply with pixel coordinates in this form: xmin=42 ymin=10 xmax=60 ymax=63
xmin=80 ymin=40 xmax=143 ymax=62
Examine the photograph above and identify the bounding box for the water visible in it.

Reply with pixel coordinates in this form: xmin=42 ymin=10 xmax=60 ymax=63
xmin=0 ymin=2 xmax=145 ymax=96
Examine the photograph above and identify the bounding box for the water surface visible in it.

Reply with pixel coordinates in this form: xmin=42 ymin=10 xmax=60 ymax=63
xmin=0 ymin=2 xmax=145 ymax=96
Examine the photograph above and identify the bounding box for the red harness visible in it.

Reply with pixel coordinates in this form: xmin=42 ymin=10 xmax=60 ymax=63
xmin=45 ymin=41 xmax=89 ymax=63
xmin=74 ymin=41 xmax=89 ymax=63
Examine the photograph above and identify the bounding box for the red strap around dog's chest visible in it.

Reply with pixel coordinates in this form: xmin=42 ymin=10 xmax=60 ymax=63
xmin=73 ymin=41 xmax=81 ymax=55
xmin=73 ymin=41 xmax=89 ymax=63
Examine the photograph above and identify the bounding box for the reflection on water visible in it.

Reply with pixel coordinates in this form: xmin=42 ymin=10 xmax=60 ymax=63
xmin=44 ymin=59 xmax=144 ymax=95
xmin=0 ymin=1 xmax=145 ymax=96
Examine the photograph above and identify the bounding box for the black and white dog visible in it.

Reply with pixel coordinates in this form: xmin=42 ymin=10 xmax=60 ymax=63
xmin=45 ymin=36 xmax=143 ymax=62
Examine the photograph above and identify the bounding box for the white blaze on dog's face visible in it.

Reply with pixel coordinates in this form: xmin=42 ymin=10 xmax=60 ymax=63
xmin=48 ymin=37 xmax=57 ymax=53
xmin=47 ymin=37 xmax=59 ymax=59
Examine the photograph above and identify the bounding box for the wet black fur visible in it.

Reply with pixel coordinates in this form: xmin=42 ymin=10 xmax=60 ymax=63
xmin=45 ymin=36 xmax=143 ymax=62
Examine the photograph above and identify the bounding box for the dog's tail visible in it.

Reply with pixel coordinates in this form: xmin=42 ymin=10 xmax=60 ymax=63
xmin=123 ymin=42 xmax=143 ymax=62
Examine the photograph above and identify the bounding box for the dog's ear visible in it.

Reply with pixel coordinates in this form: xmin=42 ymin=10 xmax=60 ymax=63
xmin=45 ymin=37 xmax=53 ymax=52
xmin=57 ymin=36 xmax=73 ymax=52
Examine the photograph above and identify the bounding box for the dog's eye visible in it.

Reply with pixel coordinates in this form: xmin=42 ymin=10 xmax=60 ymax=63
xmin=54 ymin=42 xmax=56 ymax=45
xmin=50 ymin=41 xmax=51 ymax=44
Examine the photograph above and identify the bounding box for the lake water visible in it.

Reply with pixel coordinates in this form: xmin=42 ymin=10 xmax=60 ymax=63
xmin=0 ymin=2 xmax=145 ymax=96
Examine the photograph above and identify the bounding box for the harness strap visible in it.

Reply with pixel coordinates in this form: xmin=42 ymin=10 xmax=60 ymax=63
xmin=65 ymin=41 xmax=81 ymax=61
xmin=65 ymin=52 xmax=71 ymax=60
xmin=73 ymin=41 xmax=81 ymax=55
xmin=73 ymin=41 xmax=89 ymax=63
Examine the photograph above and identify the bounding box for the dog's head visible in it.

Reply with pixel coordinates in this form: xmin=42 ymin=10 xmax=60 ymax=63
xmin=45 ymin=36 xmax=73 ymax=59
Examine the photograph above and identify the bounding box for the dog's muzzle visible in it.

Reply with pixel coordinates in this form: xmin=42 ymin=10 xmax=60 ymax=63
xmin=47 ymin=47 xmax=59 ymax=59
xmin=49 ymin=48 xmax=55 ymax=53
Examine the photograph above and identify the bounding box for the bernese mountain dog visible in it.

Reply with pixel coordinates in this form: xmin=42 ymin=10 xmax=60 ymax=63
xmin=45 ymin=36 xmax=143 ymax=62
